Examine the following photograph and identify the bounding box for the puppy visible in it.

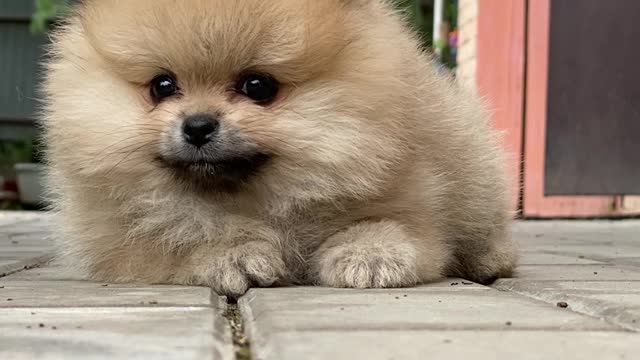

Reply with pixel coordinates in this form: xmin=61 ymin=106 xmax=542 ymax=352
xmin=42 ymin=0 xmax=517 ymax=297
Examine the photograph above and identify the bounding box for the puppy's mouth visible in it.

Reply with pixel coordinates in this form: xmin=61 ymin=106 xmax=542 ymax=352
xmin=157 ymin=153 xmax=271 ymax=191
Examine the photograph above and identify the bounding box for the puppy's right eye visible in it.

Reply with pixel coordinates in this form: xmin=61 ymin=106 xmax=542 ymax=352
xmin=150 ymin=74 xmax=179 ymax=102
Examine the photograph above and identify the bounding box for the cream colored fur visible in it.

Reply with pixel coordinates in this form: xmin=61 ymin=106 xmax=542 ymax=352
xmin=42 ymin=0 xmax=517 ymax=297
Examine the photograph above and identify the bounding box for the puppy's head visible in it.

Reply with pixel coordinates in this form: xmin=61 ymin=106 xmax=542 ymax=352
xmin=44 ymin=0 xmax=419 ymax=202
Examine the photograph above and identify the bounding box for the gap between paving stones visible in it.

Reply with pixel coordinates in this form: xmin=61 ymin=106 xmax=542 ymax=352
xmin=224 ymin=302 xmax=253 ymax=360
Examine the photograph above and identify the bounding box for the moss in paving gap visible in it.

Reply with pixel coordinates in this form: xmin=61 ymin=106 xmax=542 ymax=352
xmin=224 ymin=303 xmax=252 ymax=360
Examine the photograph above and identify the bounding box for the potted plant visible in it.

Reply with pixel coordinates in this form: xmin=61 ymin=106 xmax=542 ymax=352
xmin=12 ymin=138 xmax=45 ymax=207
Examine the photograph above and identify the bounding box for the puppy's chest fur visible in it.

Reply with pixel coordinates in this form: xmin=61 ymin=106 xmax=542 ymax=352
xmin=274 ymin=211 xmax=397 ymax=285
xmin=265 ymin=206 xmax=362 ymax=275
xmin=127 ymin=193 xmax=358 ymax=279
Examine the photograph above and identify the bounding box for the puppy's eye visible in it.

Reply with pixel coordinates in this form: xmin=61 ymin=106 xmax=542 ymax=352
xmin=238 ymin=73 xmax=279 ymax=104
xmin=150 ymin=74 xmax=179 ymax=102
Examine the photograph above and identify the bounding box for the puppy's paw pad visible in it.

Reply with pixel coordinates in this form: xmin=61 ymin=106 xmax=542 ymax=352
xmin=316 ymin=243 xmax=419 ymax=288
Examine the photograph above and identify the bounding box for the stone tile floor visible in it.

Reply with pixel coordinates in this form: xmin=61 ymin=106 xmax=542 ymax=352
xmin=1 ymin=211 xmax=639 ymax=359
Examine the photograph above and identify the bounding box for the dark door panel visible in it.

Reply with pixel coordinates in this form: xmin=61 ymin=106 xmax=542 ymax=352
xmin=545 ymin=0 xmax=640 ymax=195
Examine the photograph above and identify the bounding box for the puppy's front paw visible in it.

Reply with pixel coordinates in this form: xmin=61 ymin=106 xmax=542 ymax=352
xmin=180 ymin=241 xmax=286 ymax=298
xmin=315 ymin=242 xmax=420 ymax=289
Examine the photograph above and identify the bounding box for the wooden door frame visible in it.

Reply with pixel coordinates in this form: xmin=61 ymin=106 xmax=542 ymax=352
xmin=476 ymin=0 xmax=526 ymax=213
xmin=522 ymin=0 xmax=616 ymax=217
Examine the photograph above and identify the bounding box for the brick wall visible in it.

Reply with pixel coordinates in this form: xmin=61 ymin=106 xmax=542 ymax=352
xmin=456 ymin=0 xmax=478 ymax=90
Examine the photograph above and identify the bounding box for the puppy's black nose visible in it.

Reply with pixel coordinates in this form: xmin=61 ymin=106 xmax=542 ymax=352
xmin=183 ymin=114 xmax=219 ymax=148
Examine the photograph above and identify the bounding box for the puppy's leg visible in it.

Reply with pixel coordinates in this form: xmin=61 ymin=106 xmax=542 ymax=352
xmin=454 ymin=227 xmax=518 ymax=285
xmin=82 ymin=230 xmax=287 ymax=298
xmin=312 ymin=220 xmax=449 ymax=288
xmin=172 ymin=233 xmax=287 ymax=298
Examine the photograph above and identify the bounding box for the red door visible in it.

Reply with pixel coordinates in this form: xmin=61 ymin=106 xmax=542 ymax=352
xmin=476 ymin=0 xmax=639 ymax=217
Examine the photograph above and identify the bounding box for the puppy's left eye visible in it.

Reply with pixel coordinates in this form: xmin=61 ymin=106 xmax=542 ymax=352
xmin=237 ymin=73 xmax=279 ymax=104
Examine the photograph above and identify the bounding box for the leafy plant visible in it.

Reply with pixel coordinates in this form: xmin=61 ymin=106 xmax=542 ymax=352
xmin=394 ymin=0 xmax=433 ymax=48
xmin=0 ymin=138 xmax=43 ymax=210
xmin=0 ymin=140 xmax=34 ymax=165
xmin=0 ymin=138 xmax=43 ymax=167
xmin=0 ymin=199 xmax=26 ymax=211
xmin=31 ymin=0 xmax=69 ymax=33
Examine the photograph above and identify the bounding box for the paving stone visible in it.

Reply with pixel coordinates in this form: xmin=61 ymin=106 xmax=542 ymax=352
xmin=0 ymin=236 xmax=52 ymax=249
xmin=0 ymin=214 xmax=54 ymax=277
xmin=628 ymin=309 xmax=640 ymax=320
xmin=2 ymin=265 xmax=83 ymax=282
xmin=614 ymin=258 xmax=640 ymax=268
xmin=0 ymin=281 xmax=218 ymax=308
xmin=0 ymin=307 xmax=233 ymax=360
xmin=513 ymin=221 xmax=640 ymax=246
xmin=0 ymin=255 xmax=52 ymax=278
xmin=0 ymin=221 xmax=52 ymax=236
xmin=515 ymin=235 xmax=614 ymax=248
xmin=254 ymin=330 xmax=640 ymax=360
xmin=0 ymin=228 xmax=52 ymax=239
xmin=0 ymin=244 xmax=54 ymax=252
xmin=240 ymin=283 xmax=618 ymax=355
xmin=505 ymin=280 xmax=640 ymax=293
xmin=514 ymin=265 xmax=640 ymax=281
xmin=541 ymin=245 xmax=640 ymax=260
xmin=494 ymin=279 xmax=640 ymax=331
xmin=241 ymin=280 xmax=627 ymax=358
xmin=0 ymin=212 xmax=50 ymax=227
xmin=518 ymin=240 xmax=625 ymax=253
xmin=0 ymin=251 xmax=53 ymax=261
xmin=513 ymin=220 xmax=640 ymax=234
xmin=0 ymin=233 xmax=53 ymax=252
xmin=519 ymin=252 xmax=603 ymax=265
xmin=0 ymin=231 xmax=53 ymax=244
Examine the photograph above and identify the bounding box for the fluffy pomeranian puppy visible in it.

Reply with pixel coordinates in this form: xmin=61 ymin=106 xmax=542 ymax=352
xmin=42 ymin=0 xmax=517 ymax=297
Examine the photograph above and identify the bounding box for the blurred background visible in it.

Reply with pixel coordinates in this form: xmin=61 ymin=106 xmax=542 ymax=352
xmin=0 ymin=0 xmax=638 ymax=217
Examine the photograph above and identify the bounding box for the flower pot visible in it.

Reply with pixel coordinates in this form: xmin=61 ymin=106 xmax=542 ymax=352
xmin=14 ymin=163 xmax=45 ymax=205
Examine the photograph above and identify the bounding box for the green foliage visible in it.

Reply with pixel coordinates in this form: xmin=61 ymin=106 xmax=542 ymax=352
xmin=31 ymin=0 xmax=69 ymax=33
xmin=440 ymin=0 xmax=458 ymax=70
xmin=0 ymin=140 xmax=34 ymax=165
xmin=394 ymin=0 xmax=433 ymax=48
xmin=0 ymin=199 xmax=26 ymax=211
xmin=0 ymin=138 xmax=42 ymax=167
